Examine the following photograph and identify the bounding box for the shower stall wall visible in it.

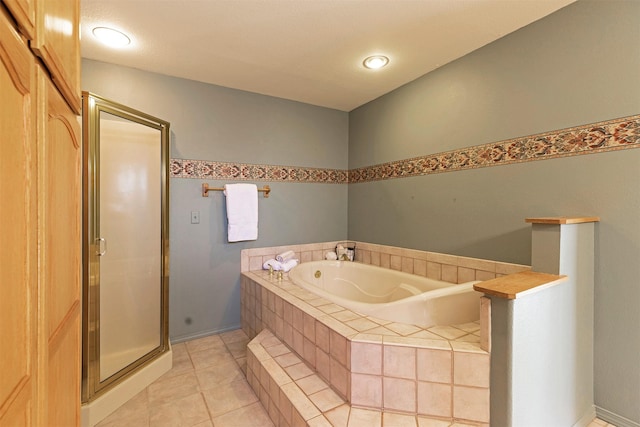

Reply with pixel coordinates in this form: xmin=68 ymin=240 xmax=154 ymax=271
xmin=81 ymin=93 xmax=171 ymax=425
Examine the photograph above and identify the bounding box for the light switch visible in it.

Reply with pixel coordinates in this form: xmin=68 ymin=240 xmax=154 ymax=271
xmin=191 ymin=211 xmax=200 ymax=224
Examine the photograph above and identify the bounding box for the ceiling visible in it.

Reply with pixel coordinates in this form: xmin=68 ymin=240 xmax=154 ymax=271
xmin=80 ymin=0 xmax=576 ymax=112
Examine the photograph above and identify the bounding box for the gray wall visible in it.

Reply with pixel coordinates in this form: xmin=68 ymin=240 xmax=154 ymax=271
xmin=82 ymin=60 xmax=349 ymax=341
xmin=348 ymin=0 xmax=639 ymax=424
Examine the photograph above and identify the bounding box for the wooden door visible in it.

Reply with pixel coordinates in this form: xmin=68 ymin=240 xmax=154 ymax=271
xmin=31 ymin=0 xmax=80 ymax=114
xmin=1 ymin=0 xmax=36 ymax=39
xmin=37 ymin=63 xmax=81 ymax=427
xmin=0 ymin=6 xmax=37 ymax=425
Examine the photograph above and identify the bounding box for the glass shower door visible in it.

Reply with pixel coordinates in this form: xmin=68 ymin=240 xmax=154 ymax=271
xmin=82 ymin=93 xmax=170 ymax=401
xmin=98 ymin=114 xmax=162 ymax=381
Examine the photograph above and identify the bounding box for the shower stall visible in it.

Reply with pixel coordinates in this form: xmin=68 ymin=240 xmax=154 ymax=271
xmin=81 ymin=93 xmax=171 ymax=425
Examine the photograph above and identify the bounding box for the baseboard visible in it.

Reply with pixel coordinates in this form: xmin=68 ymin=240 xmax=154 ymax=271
xmin=596 ymin=406 xmax=640 ymax=427
xmin=573 ymin=405 xmax=597 ymax=427
xmin=169 ymin=324 xmax=241 ymax=344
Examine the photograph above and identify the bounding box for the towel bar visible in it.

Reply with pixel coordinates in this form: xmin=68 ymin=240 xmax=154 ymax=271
xmin=202 ymin=183 xmax=271 ymax=198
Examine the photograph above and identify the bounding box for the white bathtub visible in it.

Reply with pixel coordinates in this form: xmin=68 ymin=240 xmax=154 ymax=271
xmin=288 ymin=260 xmax=482 ymax=327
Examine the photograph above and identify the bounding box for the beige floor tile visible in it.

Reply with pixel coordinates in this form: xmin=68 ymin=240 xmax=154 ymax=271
xmin=220 ymin=328 xmax=250 ymax=345
xmin=148 ymin=392 xmax=210 ymax=427
xmin=190 ymin=346 xmax=237 ymax=370
xmin=148 ymin=371 xmax=201 ymax=408
xmin=202 ymin=379 xmax=259 ymax=417
xmin=225 ymin=339 xmax=250 ymax=358
xmin=96 ymin=412 xmax=149 ymax=427
xmin=96 ymin=389 xmax=149 ymax=426
xmin=186 ymin=335 xmax=226 ymax=353
xmin=195 ymin=359 xmax=245 ymax=390
xmin=211 ymin=401 xmax=274 ymax=427
xmin=161 ymin=354 xmax=195 ymax=379
xmin=236 ymin=356 xmax=247 ymax=374
xmin=172 ymin=342 xmax=190 ymax=360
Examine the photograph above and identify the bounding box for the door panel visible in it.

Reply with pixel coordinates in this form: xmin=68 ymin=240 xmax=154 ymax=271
xmin=39 ymin=64 xmax=81 ymax=426
xmin=0 ymin=7 xmax=37 ymax=425
xmin=98 ymin=115 xmax=163 ymax=381
xmin=2 ymin=0 xmax=36 ymax=39
xmin=31 ymin=0 xmax=80 ymax=113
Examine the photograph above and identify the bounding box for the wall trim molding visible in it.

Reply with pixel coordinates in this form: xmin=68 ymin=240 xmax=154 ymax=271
xmin=170 ymin=324 xmax=241 ymax=344
xmin=349 ymin=114 xmax=640 ymax=183
xmin=596 ymin=406 xmax=640 ymax=427
xmin=170 ymin=114 xmax=639 ymax=183
xmin=170 ymin=158 xmax=348 ymax=184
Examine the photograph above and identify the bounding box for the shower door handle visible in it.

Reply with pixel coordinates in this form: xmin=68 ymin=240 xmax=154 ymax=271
xmin=96 ymin=237 xmax=107 ymax=256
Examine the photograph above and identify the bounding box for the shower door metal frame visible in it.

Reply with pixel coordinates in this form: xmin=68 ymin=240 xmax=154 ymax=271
xmin=81 ymin=92 xmax=170 ymax=402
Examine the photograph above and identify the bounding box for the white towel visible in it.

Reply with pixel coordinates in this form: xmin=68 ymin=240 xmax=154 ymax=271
xmin=263 ymin=259 xmax=281 ymax=271
xmin=224 ymin=183 xmax=258 ymax=242
xmin=276 ymin=250 xmax=295 ymax=263
xmin=280 ymin=259 xmax=299 ymax=272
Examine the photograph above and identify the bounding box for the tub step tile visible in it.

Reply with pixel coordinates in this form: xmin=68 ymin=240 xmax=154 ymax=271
xmin=247 ymin=329 xmax=346 ymax=426
xmin=246 ymin=329 xmax=488 ymax=427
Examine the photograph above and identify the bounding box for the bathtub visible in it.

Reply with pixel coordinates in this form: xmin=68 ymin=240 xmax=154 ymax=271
xmin=288 ymin=260 xmax=482 ymax=327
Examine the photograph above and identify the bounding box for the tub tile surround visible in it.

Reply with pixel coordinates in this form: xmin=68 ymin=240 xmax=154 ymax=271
xmin=240 ymin=241 xmax=530 ymax=283
xmin=241 ymin=270 xmax=491 ymax=425
xmin=239 ymin=241 xmax=527 ymax=425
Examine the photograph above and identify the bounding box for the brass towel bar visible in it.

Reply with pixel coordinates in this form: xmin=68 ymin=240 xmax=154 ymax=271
xmin=202 ymin=183 xmax=271 ymax=198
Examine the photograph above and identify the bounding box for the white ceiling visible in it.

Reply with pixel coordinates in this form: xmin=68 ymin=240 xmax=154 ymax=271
xmin=81 ymin=0 xmax=576 ymax=112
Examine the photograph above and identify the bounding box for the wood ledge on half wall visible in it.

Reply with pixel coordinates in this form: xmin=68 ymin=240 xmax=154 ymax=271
xmin=475 ymin=215 xmax=599 ymax=298
xmin=525 ymin=216 xmax=600 ymax=225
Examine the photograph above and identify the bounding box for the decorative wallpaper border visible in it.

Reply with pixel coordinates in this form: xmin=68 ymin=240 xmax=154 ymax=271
xmin=170 ymin=158 xmax=348 ymax=184
xmin=170 ymin=114 xmax=640 ymax=184
xmin=349 ymin=114 xmax=640 ymax=183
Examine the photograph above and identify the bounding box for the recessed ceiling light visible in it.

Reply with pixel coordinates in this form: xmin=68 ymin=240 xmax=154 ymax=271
xmin=92 ymin=27 xmax=131 ymax=48
xmin=363 ymin=55 xmax=389 ymax=70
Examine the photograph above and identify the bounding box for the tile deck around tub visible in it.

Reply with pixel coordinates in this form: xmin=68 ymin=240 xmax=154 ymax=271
xmin=244 ymin=270 xmax=486 ymax=353
xmin=241 ymin=269 xmax=491 ymax=425
xmin=245 ymin=270 xmax=483 ymax=347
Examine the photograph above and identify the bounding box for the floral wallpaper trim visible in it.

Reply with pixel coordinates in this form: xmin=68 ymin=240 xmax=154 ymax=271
xmin=170 ymin=114 xmax=639 ymax=184
xmin=170 ymin=158 xmax=348 ymax=184
xmin=349 ymin=114 xmax=640 ymax=183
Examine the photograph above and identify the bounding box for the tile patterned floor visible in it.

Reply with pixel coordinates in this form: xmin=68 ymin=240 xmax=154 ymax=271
xmin=96 ymin=329 xmax=272 ymax=427
xmin=96 ymin=329 xmax=617 ymax=427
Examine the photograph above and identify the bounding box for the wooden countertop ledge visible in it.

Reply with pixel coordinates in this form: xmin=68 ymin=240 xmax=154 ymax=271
xmin=525 ymin=216 xmax=600 ymax=224
xmin=474 ymin=270 xmax=567 ymax=299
